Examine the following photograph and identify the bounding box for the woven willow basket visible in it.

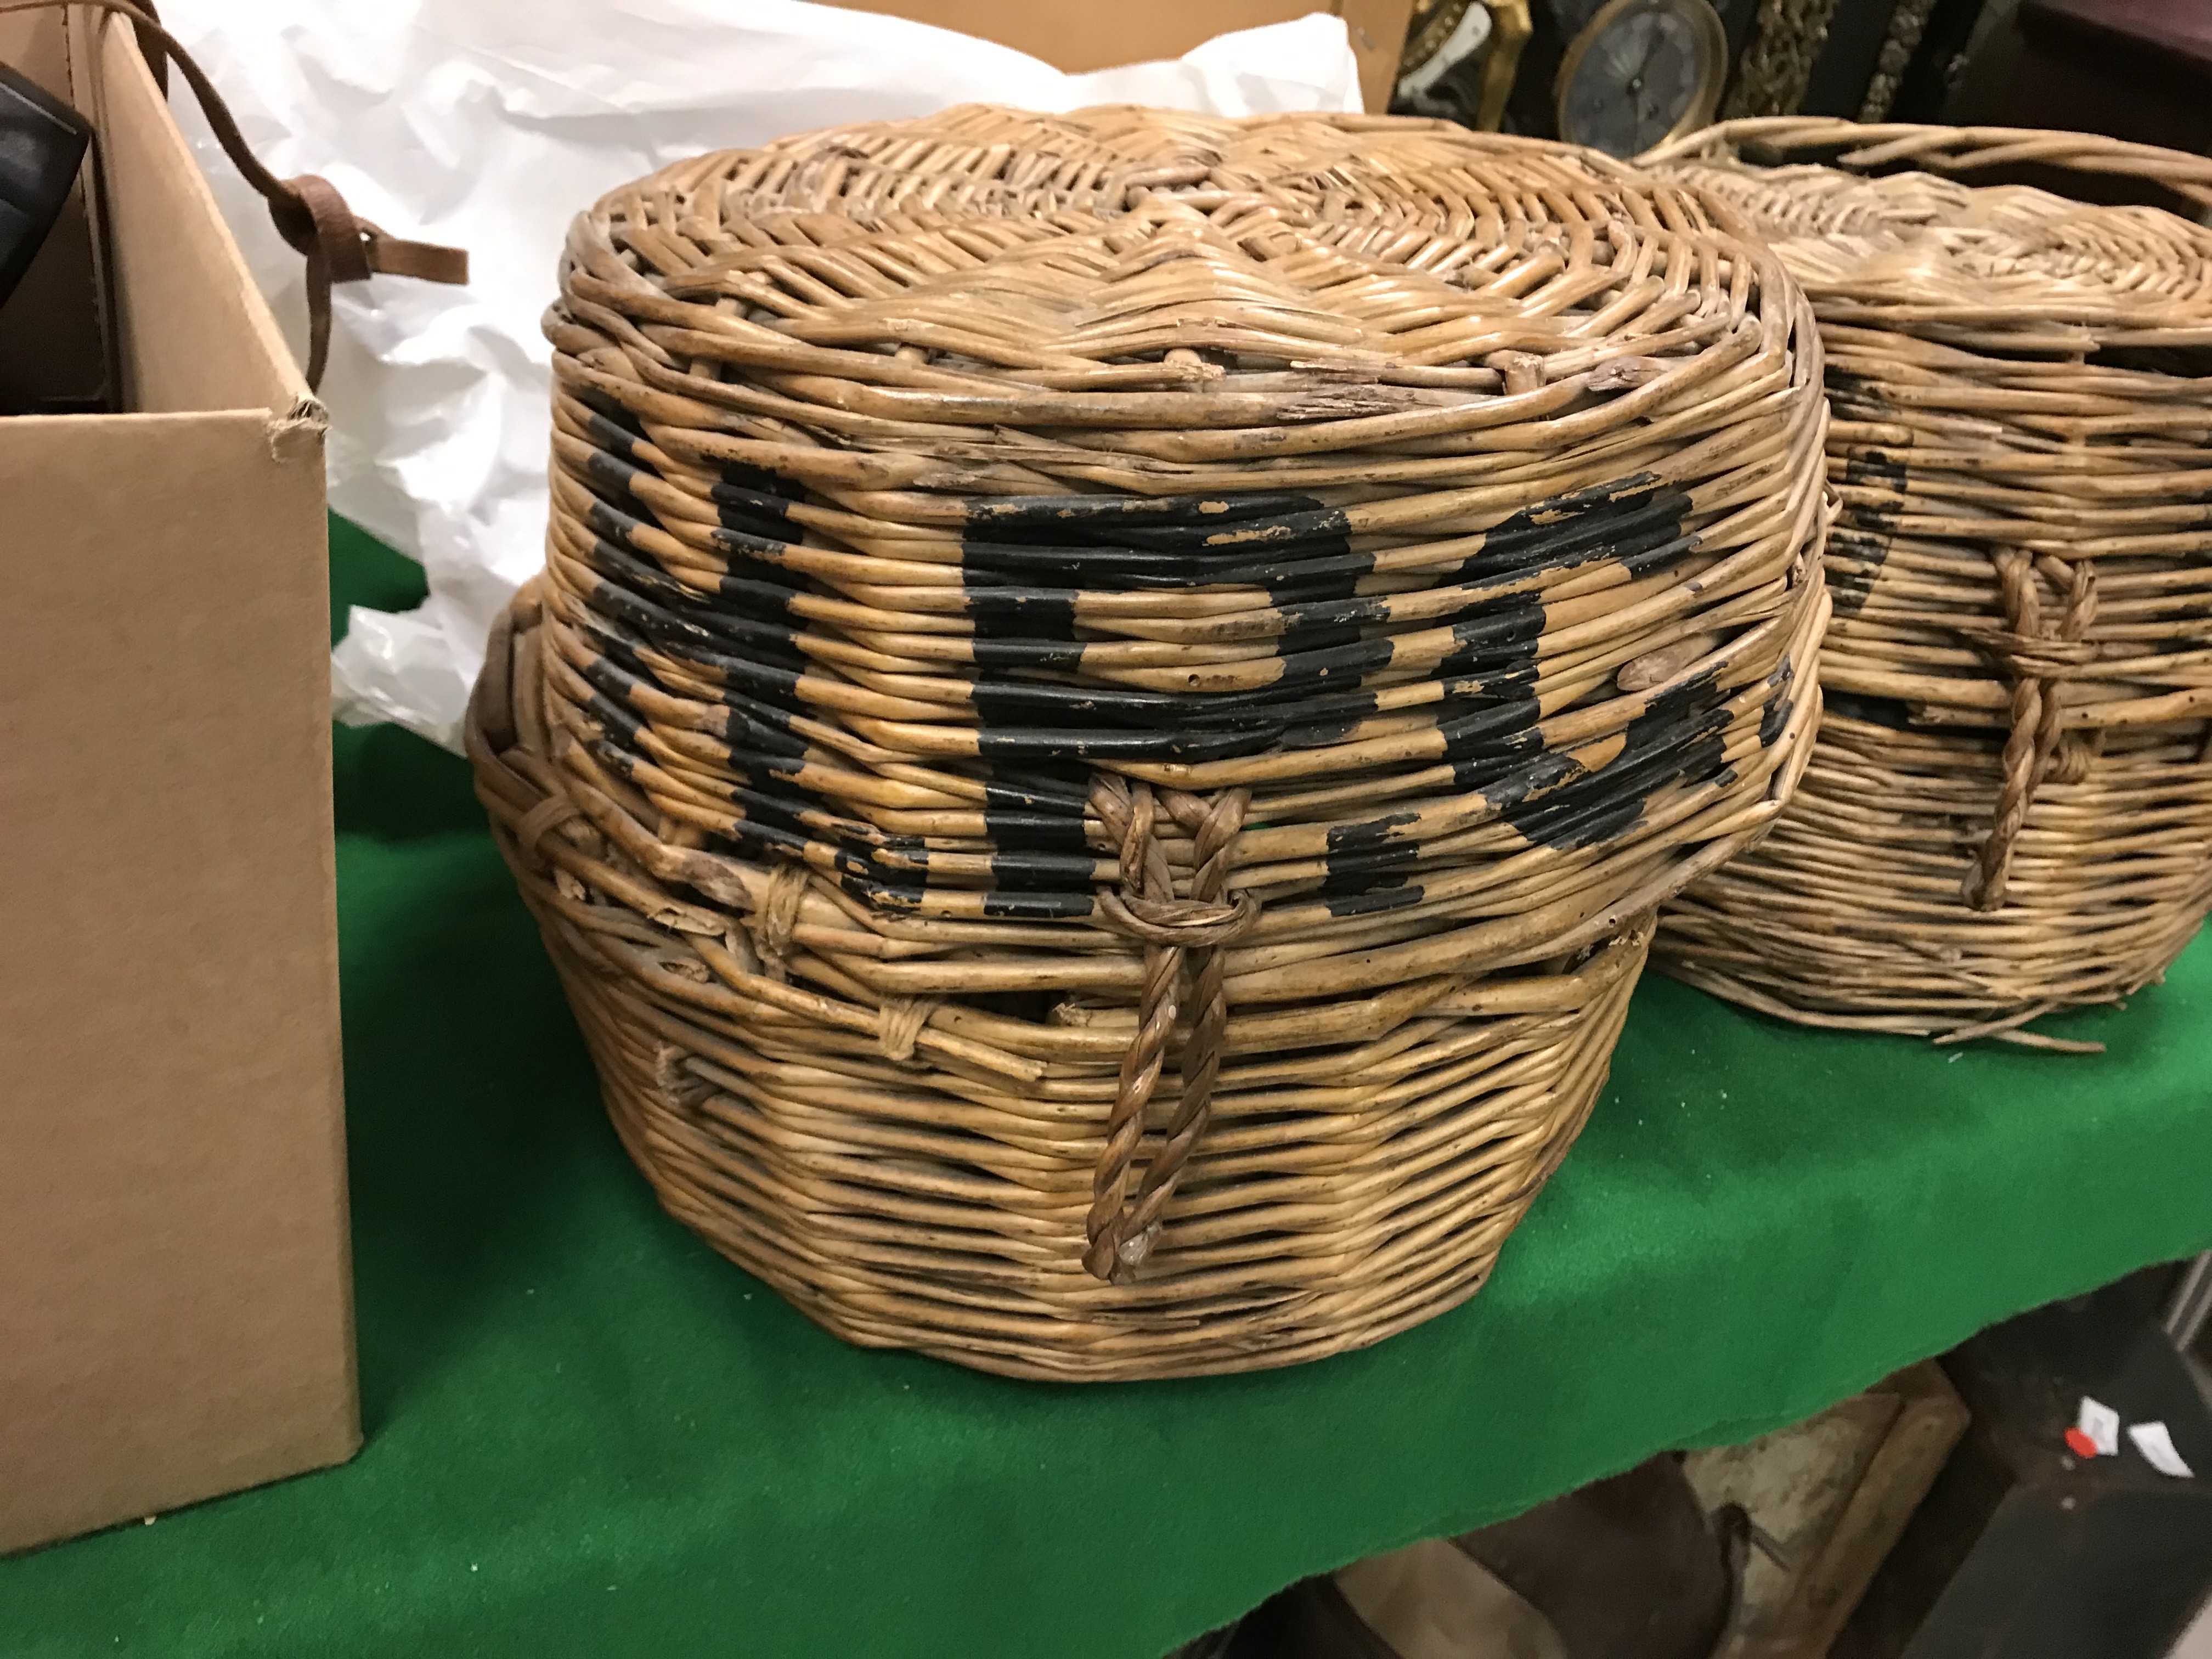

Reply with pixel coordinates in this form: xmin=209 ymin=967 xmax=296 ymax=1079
xmin=1644 ymin=120 xmax=2212 ymax=1051
xmin=466 ymin=107 xmax=1829 ymax=1379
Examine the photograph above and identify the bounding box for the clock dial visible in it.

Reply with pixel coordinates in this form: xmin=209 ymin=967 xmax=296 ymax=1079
xmin=1555 ymin=0 xmax=1725 ymax=158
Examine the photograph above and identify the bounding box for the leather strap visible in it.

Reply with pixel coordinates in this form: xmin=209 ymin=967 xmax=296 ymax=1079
xmin=125 ymin=0 xmax=160 ymax=94
xmin=0 ymin=0 xmax=468 ymax=388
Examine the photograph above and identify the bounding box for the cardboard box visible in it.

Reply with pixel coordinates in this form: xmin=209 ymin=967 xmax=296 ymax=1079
xmin=820 ymin=0 xmax=1417 ymax=115
xmin=0 ymin=9 xmax=355 ymax=1554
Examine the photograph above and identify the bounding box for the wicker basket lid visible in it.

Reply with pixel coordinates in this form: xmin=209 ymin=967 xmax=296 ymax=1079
xmin=545 ymin=106 xmax=1827 ymax=930
xmin=567 ymin=106 xmax=1807 ymax=444
xmin=1644 ymin=119 xmax=2212 ymax=343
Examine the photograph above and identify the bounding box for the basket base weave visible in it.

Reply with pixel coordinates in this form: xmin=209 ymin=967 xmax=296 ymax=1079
xmin=1660 ymin=715 xmax=2212 ymax=1050
xmin=471 ymin=597 xmax=1651 ymax=1382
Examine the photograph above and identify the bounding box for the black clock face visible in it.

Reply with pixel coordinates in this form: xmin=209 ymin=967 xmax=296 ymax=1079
xmin=1556 ymin=0 xmax=1723 ymax=157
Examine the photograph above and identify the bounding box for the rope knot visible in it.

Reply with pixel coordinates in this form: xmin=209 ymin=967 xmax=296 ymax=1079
xmin=1094 ymin=889 xmax=1259 ymax=950
xmin=1961 ymin=551 xmax=2098 ymax=910
xmin=749 ymin=860 xmax=811 ymax=978
xmin=1080 ymin=776 xmax=1253 ymax=1283
xmin=873 ymin=995 xmax=936 ymax=1063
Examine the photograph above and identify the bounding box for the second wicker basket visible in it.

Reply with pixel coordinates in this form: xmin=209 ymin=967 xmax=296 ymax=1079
xmin=1646 ymin=120 xmax=2212 ymax=1052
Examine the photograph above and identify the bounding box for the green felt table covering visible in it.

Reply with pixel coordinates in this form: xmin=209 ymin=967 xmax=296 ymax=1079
xmin=6 ymin=521 xmax=2210 ymax=1659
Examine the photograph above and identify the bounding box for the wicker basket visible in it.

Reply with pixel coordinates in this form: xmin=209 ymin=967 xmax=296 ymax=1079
xmin=1643 ymin=120 xmax=2212 ymax=1052
xmin=466 ymin=106 xmax=1829 ymax=1379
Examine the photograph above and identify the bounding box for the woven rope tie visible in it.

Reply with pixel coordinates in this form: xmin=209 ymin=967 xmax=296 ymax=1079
xmin=1963 ymin=552 xmax=2098 ymax=911
xmin=516 ymin=793 xmax=584 ymax=865
xmin=749 ymin=861 xmax=812 ymax=979
xmin=873 ymin=996 xmax=937 ymax=1064
xmin=653 ymin=1043 xmax=713 ymax=1110
xmin=1084 ymin=777 xmax=1256 ymax=1284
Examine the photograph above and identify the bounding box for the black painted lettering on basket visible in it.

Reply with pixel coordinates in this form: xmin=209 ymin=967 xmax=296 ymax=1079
xmin=1441 ymin=591 xmax=1547 ymax=675
xmin=1838 ymin=449 xmax=1904 ymax=543
xmin=573 ymin=642 xmax=803 ymax=769
xmin=964 ymin=675 xmax=1184 ymax=726
xmin=979 ymin=889 xmax=1098 ymax=920
xmin=1440 ymin=696 xmax=1548 ymax=785
xmin=962 ymin=492 xmax=1319 ymax=533
xmin=838 ymin=871 xmax=924 ymax=913
xmin=574 ymin=398 xmax=645 ymax=460
xmin=1759 ymin=656 xmax=1795 ymax=747
xmin=980 ymin=771 xmax=1092 ymax=812
xmin=1319 ymin=836 xmax=1424 ymax=904
xmin=1321 ymin=879 xmax=1425 ymax=918
xmin=953 ymin=533 xmax=1367 ymax=591
xmin=987 ymin=848 xmax=1103 ymax=891
xmin=979 ymin=813 xmax=1090 ymax=854
xmin=1434 ymin=586 xmax=1547 ymax=786
xmin=579 ymin=443 xmax=646 ymax=503
xmin=1454 ymin=479 xmax=1683 ymax=578
xmin=573 ymin=680 xmax=648 ymax=751
xmin=733 ymin=775 xmax=887 ymax=857
xmin=1825 ymin=526 xmax=1891 ymax=617
xmin=612 ymin=636 xmax=809 ymax=746
xmin=1822 ymin=367 xmax=1888 ymax=422
xmin=972 ymin=723 xmax=1285 ymax=763
xmin=1835 ymin=457 xmax=1902 ymax=616
xmin=580 ymin=732 xmax=647 ymax=791
xmin=1269 ymin=633 xmax=1396 ymax=693
xmin=616 ymin=514 xmax=793 ymax=642
xmin=1821 ymin=687 xmax=1918 ymax=731
xmin=964 ymin=638 xmax=1094 ymax=674
xmin=579 ymin=616 xmax=652 ymax=681
xmin=980 ymin=763 xmax=1093 ymax=854
xmin=584 ymin=570 xmax=810 ymax=697
xmin=1275 ymin=687 xmax=1385 ymax=749
xmin=706 ymin=689 xmax=810 ymax=757
xmin=715 ymin=494 xmax=797 ymax=543
xmin=938 ymin=482 xmax=1702 ymax=765
xmin=708 ymin=523 xmax=795 ymax=573
xmin=1842 ymin=448 xmax=1907 ymax=494
xmin=1322 ymin=813 xmax=1422 ymax=898
xmin=966 ymin=584 xmax=1080 ymax=645
xmin=712 ymin=465 xmax=799 ymax=513
xmin=1502 ymin=673 xmax=1732 ymax=850
xmin=712 ymin=569 xmax=803 ymax=628
xmin=703 ymin=800 xmax=815 ymax=865
xmin=1278 ymin=593 xmax=1392 ymax=636
xmin=958 ymin=494 xmax=1369 ymax=602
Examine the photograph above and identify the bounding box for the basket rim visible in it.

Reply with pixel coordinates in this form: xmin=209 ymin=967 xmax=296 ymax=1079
xmin=1639 ymin=118 xmax=2212 ymax=208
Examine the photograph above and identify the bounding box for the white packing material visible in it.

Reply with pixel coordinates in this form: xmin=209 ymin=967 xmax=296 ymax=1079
xmin=2075 ymin=1395 xmax=2122 ymax=1458
xmin=2127 ymin=1420 xmax=2196 ymax=1479
xmin=156 ymin=0 xmax=1366 ymax=751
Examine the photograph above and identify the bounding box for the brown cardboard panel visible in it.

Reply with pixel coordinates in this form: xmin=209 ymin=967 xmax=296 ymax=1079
xmin=814 ymin=1 xmax=1415 ymax=115
xmin=0 ymin=15 xmax=353 ymax=1556
xmin=0 ymin=176 xmax=109 ymax=411
xmin=0 ymin=406 xmax=353 ymax=1554
xmin=0 ymin=10 xmax=109 ymax=413
xmin=65 ymin=7 xmax=300 ymax=415
xmin=1336 ymin=0 xmax=1417 ymax=101
xmin=0 ymin=9 xmax=67 ymax=86
xmin=0 ymin=8 xmax=64 ymax=85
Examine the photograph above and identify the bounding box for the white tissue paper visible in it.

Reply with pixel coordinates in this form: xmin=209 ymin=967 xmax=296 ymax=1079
xmin=156 ymin=1 xmax=1366 ymax=751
